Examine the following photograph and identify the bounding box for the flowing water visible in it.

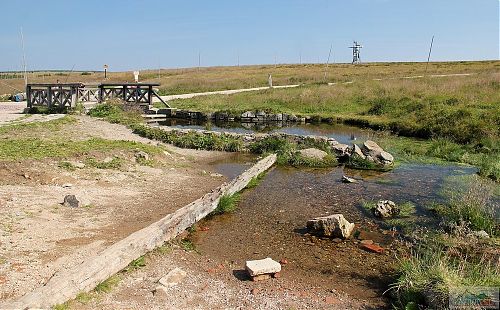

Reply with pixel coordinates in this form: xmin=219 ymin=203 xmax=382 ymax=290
xmin=194 ymin=154 xmax=477 ymax=307
xmin=156 ymin=118 xmax=374 ymax=144
xmin=156 ymin=121 xmax=479 ymax=306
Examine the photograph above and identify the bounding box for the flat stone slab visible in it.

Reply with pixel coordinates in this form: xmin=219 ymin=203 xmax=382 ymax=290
xmin=158 ymin=267 xmax=187 ymax=288
xmin=245 ymin=258 xmax=281 ymax=277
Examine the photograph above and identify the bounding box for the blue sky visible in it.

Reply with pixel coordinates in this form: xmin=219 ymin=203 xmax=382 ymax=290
xmin=0 ymin=0 xmax=498 ymax=71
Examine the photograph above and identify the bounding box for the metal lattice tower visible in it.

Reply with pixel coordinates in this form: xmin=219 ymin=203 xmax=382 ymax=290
xmin=349 ymin=41 xmax=363 ymax=64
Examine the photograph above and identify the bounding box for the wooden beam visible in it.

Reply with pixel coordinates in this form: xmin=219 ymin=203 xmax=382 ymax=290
xmin=2 ymin=154 xmax=276 ymax=309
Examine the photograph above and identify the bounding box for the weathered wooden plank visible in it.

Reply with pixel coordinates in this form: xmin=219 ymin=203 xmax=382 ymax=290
xmin=3 ymin=154 xmax=276 ymax=309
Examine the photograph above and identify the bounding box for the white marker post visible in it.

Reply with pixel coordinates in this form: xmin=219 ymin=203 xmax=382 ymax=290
xmin=133 ymin=71 xmax=140 ymax=83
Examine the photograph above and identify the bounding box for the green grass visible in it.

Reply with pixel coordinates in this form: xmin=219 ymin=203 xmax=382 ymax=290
xmin=75 ymin=292 xmax=93 ymax=304
xmin=58 ymin=161 xmax=76 ymax=171
xmin=123 ymin=256 xmax=146 ymax=272
xmin=131 ymin=124 xmax=243 ymax=152
xmin=246 ymin=171 xmax=267 ymax=189
xmin=0 ymin=115 xmax=75 ymax=135
xmin=212 ymin=193 xmax=241 ymax=215
xmin=391 ymin=239 xmax=500 ymax=309
xmin=167 ymin=73 xmax=499 ymax=180
xmin=94 ymin=275 xmax=121 ymax=294
xmin=433 ymin=175 xmax=499 ymax=236
xmin=0 ymin=137 xmax=160 ymax=161
xmin=88 ymin=101 xmax=143 ymax=126
xmin=180 ymin=238 xmax=196 ymax=251
xmin=84 ymin=157 xmax=123 ymax=169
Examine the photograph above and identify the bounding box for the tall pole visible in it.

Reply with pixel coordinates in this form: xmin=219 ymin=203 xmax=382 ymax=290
xmin=324 ymin=44 xmax=332 ymax=80
xmin=20 ymin=27 xmax=28 ymax=87
xmin=198 ymin=52 xmax=201 ymax=71
xmin=425 ymin=35 xmax=434 ymax=74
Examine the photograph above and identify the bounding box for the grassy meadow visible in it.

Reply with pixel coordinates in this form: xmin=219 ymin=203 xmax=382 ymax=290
xmin=1 ymin=60 xmax=498 ymax=95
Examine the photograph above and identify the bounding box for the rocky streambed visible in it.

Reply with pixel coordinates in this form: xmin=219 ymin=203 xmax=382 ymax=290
xmin=188 ymin=158 xmax=477 ymax=307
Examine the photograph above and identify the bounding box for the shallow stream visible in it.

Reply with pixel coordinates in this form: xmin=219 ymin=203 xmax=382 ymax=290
xmin=194 ymin=154 xmax=477 ymax=307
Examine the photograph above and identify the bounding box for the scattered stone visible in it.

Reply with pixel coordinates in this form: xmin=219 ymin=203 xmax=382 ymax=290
xmin=245 ymin=258 xmax=281 ymax=281
xmin=330 ymin=143 xmax=350 ymax=157
xmin=210 ymin=173 xmax=224 ymax=178
xmin=158 ymin=267 xmax=187 ymax=288
xmin=199 ymin=226 xmax=210 ymax=232
xmin=298 ymin=148 xmax=328 ymax=160
xmin=373 ymin=200 xmax=400 ymax=218
xmin=63 ymin=195 xmax=80 ymax=208
xmin=361 ymin=243 xmax=384 ymax=254
xmin=362 ymin=140 xmax=384 ymax=155
xmin=273 ymin=272 xmax=281 ymax=278
xmin=279 ymin=258 xmax=288 ymax=265
xmin=103 ymin=157 xmax=114 ymax=163
xmin=251 ymin=288 xmax=260 ymax=295
xmin=342 ymin=175 xmax=357 ymax=183
xmin=332 ymin=238 xmax=343 ymax=243
xmin=135 ymin=150 xmax=149 ymax=161
xmin=352 ymin=144 xmax=366 ymax=159
xmin=252 ymin=274 xmax=271 ymax=281
xmin=61 ymin=183 xmax=73 ymax=188
xmin=153 ymin=285 xmax=168 ymax=298
xmin=306 ymin=214 xmax=355 ymax=239
xmin=361 ymin=140 xmax=394 ymax=166
xmin=470 ymin=230 xmax=490 ymax=239
xmin=360 ymin=239 xmax=374 ymax=245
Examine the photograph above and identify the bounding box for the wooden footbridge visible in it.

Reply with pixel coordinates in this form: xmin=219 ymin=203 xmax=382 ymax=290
xmin=27 ymin=82 xmax=170 ymax=109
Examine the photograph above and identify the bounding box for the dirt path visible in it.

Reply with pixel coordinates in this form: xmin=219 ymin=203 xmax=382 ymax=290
xmin=0 ymin=115 xmax=234 ymax=301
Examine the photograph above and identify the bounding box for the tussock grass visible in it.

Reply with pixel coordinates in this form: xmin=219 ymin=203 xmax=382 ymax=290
xmin=246 ymin=172 xmax=267 ymax=189
xmin=94 ymin=275 xmax=120 ymax=294
xmin=435 ymin=175 xmax=499 ymax=236
xmin=212 ymin=193 xmax=241 ymax=215
xmin=392 ymin=243 xmax=500 ymax=309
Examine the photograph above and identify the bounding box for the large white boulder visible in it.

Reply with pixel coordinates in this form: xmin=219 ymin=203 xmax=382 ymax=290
xmin=307 ymin=214 xmax=355 ymax=238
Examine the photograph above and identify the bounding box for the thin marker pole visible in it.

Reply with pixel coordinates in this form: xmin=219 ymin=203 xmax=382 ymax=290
xmin=425 ymin=35 xmax=434 ymax=74
xmin=324 ymin=44 xmax=332 ymax=80
xmin=20 ymin=27 xmax=28 ymax=86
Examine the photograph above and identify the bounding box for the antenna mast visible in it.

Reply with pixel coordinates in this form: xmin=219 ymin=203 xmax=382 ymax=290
xmin=349 ymin=41 xmax=363 ymax=64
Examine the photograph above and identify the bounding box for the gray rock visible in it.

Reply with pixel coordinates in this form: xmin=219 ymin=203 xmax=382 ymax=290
xmin=135 ymin=150 xmax=150 ymax=161
xmin=298 ymin=148 xmax=328 ymax=160
xmin=63 ymin=195 xmax=80 ymax=208
xmin=158 ymin=267 xmax=187 ymax=288
xmin=241 ymin=111 xmax=255 ymax=118
xmin=352 ymin=144 xmax=366 ymax=159
xmin=331 ymin=143 xmax=350 ymax=156
xmin=342 ymin=175 xmax=357 ymax=183
xmin=470 ymin=230 xmax=490 ymax=239
xmin=307 ymin=214 xmax=355 ymax=238
xmin=103 ymin=157 xmax=114 ymax=163
xmin=378 ymin=151 xmax=394 ymax=165
xmin=362 ymin=140 xmax=384 ymax=155
xmin=245 ymin=258 xmax=281 ymax=277
xmin=373 ymin=200 xmax=400 ymax=218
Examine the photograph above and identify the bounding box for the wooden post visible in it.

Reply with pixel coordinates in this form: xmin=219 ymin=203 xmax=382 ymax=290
xmin=26 ymin=85 xmax=32 ymax=108
xmin=98 ymin=85 xmax=103 ymax=103
xmin=47 ymin=86 xmax=52 ymax=109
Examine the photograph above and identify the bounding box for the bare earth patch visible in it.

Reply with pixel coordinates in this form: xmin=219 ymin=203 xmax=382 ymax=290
xmin=0 ymin=115 xmax=231 ymax=301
